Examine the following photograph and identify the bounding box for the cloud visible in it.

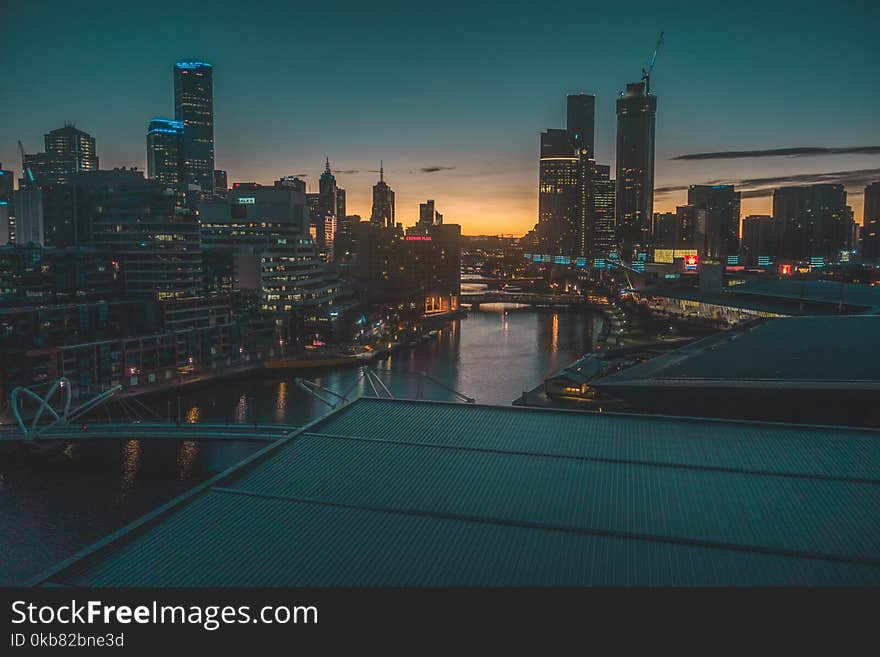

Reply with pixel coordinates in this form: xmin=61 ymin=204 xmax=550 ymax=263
xmin=414 ymin=166 xmax=456 ymax=173
xmin=654 ymin=168 xmax=880 ymax=199
xmin=671 ymin=146 xmax=880 ymax=161
xmin=333 ymin=169 xmax=359 ymax=175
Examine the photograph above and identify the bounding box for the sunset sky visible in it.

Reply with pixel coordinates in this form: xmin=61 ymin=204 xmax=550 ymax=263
xmin=2 ymin=0 xmax=877 ymax=235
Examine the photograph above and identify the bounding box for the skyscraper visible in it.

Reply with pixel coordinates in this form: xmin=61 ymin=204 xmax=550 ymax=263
xmin=615 ymin=81 xmax=657 ymax=257
xmin=538 ymin=152 xmax=579 ymax=256
xmin=773 ymin=184 xmax=850 ymax=263
xmin=336 ymin=188 xmax=346 ymax=221
xmin=741 ymin=215 xmax=776 ymax=266
xmin=146 ymin=118 xmax=184 ymax=191
xmin=314 ymin=158 xmax=338 ymax=261
xmin=214 ymin=170 xmax=228 ymax=198
xmin=174 ymin=61 xmax=214 ymax=194
xmin=419 ymin=199 xmax=442 ymax=227
xmin=567 ymin=94 xmax=596 ymax=157
xmin=540 ymin=129 xmax=571 ymax=159
xmin=576 ymin=153 xmax=615 ymax=260
xmin=862 ymin=182 xmax=880 ymax=262
xmin=0 ymin=165 xmax=12 ymax=244
xmin=370 ymin=163 xmax=395 ymax=228
xmin=688 ymin=185 xmax=741 ymax=260
xmin=22 ymin=125 xmax=99 ymax=187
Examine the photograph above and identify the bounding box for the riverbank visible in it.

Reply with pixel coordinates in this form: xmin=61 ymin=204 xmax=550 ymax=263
xmin=513 ymin=295 xmax=720 ymax=409
xmin=118 ymin=315 xmax=464 ymax=400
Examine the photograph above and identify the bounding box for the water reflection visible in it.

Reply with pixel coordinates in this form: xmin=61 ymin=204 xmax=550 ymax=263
xmin=143 ymin=309 xmax=599 ymax=423
xmin=275 ymin=381 xmax=288 ymax=423
xmin=0 ymin=308 xmax=599 ymax=585
xmin=117 ymin=439 xmax=142 ymax=503
xmin=176 ymin=440 xmax=199 ymax=480
xmin=186 ymin=406 xmax=200 ymax=424
xmin=234 ymin=393 xmax=248 ymax=422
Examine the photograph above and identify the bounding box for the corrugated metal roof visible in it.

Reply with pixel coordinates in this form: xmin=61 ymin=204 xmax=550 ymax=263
xmin=312 ymin=399 xmax=880 ymax=480
xmin=595 ymin=316 xmax=880 ymax=387
xmin=39 ymin=398 xmax=880 ymax=587
xmin=59 ymin=491 xmax=880 ymax=587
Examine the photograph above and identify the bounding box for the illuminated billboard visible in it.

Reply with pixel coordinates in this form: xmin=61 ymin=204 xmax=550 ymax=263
xmin=684 ymin=254 xmax=699 ymax=270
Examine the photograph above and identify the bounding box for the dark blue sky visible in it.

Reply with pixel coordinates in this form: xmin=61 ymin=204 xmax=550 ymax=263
xmin=2 ymin=0 xmax=877 ymax=233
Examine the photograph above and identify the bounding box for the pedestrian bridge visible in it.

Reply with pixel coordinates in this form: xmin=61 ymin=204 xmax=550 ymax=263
xmin=0 ymin=420 xmax=300 ymax=444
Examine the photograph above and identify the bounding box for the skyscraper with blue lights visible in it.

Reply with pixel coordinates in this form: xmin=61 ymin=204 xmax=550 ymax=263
xmin=173 ymin=61 xmax=215 ymax=194
xmin=146 ymin=118 xmax=184 ymax=191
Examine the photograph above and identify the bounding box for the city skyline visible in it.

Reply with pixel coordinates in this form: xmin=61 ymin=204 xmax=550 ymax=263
xmin=2 ymin=0 xmax=878 ymax=234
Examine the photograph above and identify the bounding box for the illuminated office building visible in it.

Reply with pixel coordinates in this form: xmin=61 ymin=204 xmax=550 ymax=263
xmin=21 ymin=125 xmax=99 ymax=188
xmin=577 ymin=154 xmax=615 ymax=260
xmin=174 ymin=61 xmax=215 ymax=194
xmin=538 ymin=150 xmax=579 ymax=257
xmin=146 ymin=118 xmax=184 ymax=191
xmin=615 ymin=81 xmax=656 ymax=257
xmin=0 ymin=165 xmax=12 ymax=243
xmin=200 ymin=183 xmax=352 ymax=340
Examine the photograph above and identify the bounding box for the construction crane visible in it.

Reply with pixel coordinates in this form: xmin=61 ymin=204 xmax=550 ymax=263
xmin=641 ymin=31 xmax=664 ymax=94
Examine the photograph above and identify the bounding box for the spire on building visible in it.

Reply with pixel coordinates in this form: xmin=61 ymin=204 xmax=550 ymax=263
xmin=380 ymin=161 xmax=384 ymax=183
xmin=324 ymin=157 xmax=331 ymax=175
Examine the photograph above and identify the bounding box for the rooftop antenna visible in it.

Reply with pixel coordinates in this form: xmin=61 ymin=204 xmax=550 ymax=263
xmin=380 ymin=160 xmax=384 ymax=182
xmin=641 ymin=30 xmax=664 ymax=94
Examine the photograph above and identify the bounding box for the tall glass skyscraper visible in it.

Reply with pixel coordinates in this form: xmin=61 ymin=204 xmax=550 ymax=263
xmin=615 ymin=81 xmax=657 ymax=258
xmin=146 ymin=118 xmax=184 ymax=191
xmin=567 ymin=94 xmax=596 ymax=158
xmin=174 ymin=61 xmax=214 ymax=194
xmin=370 ymin=164 xmax=395 ymax=228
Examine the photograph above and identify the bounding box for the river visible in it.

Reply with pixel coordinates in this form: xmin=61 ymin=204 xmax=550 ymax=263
xmin=0 ymin=307 xmax=602 ymax=584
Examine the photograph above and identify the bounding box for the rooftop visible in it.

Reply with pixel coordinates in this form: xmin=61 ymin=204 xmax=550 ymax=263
xmin=33 ymin=397 xmax=880 ymax=586
xmin=731 ymin=279 xmax=880 ymax=311
xmin=594 ymin=315 xmax=880 ymax=391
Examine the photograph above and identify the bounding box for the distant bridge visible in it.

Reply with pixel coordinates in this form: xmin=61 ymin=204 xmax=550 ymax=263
xmin=461 ymin=291 xmax=595 ymax=308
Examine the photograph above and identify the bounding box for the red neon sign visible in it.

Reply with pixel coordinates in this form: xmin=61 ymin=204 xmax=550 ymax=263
xmin=684 ymin=255 xmax=699 ymax=270
xmin=779 ymin=264 xmax=792 ymax=276
xmin=405 ymin=235 xmax=432 ymax=241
